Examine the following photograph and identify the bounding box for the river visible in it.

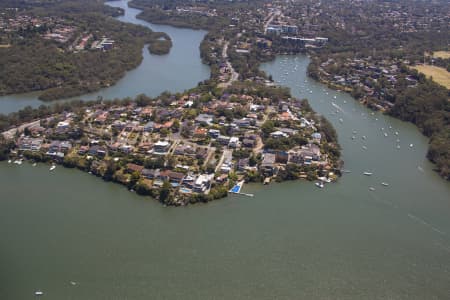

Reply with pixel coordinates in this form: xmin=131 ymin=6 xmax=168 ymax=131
xmin=1 ymin=1 xmax=450 ymax=300
xmin=0 ymin=0 xmax=210 ymax=114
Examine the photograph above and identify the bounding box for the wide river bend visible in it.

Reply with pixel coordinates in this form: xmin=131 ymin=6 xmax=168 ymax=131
xmin=1 ymin=1 xmax=449 ymax=299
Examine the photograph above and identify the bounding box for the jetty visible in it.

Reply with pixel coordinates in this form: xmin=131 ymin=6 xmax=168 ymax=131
xmin=228 ymin=180 xmax=254 ymax=197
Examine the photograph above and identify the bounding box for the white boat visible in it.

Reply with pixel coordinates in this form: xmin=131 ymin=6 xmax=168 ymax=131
xmin=333 ymin=95 xmax=337 ymax=99
xmin=369 ymin=187 xmax=376 ymax=191
xmin=318 ymin=177 xmax=332 ymax=183
xmin=8 ymin=159 xmax=12 ymax=163
xmin=362 ymin=146 xmax=367 ymax=150
xmin=409 ymin=144 xmax=413 ymax=148
xmin=351 ymin=136 xmax=356 ymax=140
xmin=362 ymin=135 xmax=366 ymax=140
xmin=315 ymin=182 xmax=324 ymax=188
xmin=339 ymin=118 xmax=343 ymax=123
xmin=32 ymin=163 xmax=37 ymax=167
xmin=381 ymin=182 xmax=389 ymax=186
xmin=384 ymin=133 xmax=388 ymax=137
xmin=396 ymin=145 xmax=401 ymax=149
xmin=49 ymin=165 xmax=56 ymax=171
xmin=35 ymin=290 xmax=43 ymax=296
xmin=363 ymin=172 xmax=373 ymax=176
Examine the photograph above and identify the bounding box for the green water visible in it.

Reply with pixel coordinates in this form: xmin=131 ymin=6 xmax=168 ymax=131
xmin=1 ymin=2 xmax=450 ymax=299
xmin=1 ymin=55 xmax=449 ymax=299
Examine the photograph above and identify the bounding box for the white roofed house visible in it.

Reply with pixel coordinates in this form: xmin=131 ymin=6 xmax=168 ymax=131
xmin=193 ymin=174 xmax=213 ymax=193
xmin=56 ymin=120 xmax=70 ymax=129
xmin=279 ymin=128 xmax=298 ymax=136
xmin=270 ymin=130 xmax=288 ymax=139
xmin=153 ymin=140 xmax=171 ymax=154
xmin=220 ymin=150 xmax=234 ymax=173
xmin=195 ymin=114 xmax=214 ymax=126
xmin=228 ymin=136 xmax=240 ymax=148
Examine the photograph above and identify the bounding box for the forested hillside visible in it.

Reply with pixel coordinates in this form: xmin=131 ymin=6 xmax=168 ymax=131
xmin=0 ymin=0 xmax=171 ymax=100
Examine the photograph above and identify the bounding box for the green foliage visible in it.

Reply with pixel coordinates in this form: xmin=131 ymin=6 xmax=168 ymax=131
xmin=390 ymin=80 xmax=450 ymax=179
xmin=148 ymin=38 xmax=172 ymax=55
xmin=260 ymin=120 xmax=275 ymax=138
xmin=0 ymin=0 xmax=172 ymax=100
xmin=159 ymin=180 xmax=171 ymax=202
xmin=319 ymin=116 xmax=339 ymax=144
xmin=0 ymin=139 xmax=15 ymax=161
xmin=277 ymin=164 xmax=301 ymax=181
xmin=135 ymin=181 xmax=152 ymax=196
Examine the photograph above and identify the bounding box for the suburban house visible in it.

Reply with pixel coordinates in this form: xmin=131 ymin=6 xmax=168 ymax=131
xmin=260 ymin=153 xmax=276 ymax=175
xmin=153 ymin=141 xmax=170 ymax=154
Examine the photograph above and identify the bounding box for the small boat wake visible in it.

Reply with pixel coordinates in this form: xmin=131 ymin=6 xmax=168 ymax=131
xmin=331 ymin=102 xmax=345 ymax=114
xmin=407 ymin=213 xmax=447 ymax=236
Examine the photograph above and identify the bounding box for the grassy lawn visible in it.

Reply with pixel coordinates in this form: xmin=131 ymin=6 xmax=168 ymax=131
xmin=412 ymin=65 xmax=450 ymax=89
xmin=433 ymin=51 xmax=450 ymax=59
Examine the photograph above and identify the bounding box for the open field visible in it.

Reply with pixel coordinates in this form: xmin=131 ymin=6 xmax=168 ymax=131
xmin=433 ymin=51 xmax=450 ymax=59
xmin=412 ymin=65 xmax=450 ymax=89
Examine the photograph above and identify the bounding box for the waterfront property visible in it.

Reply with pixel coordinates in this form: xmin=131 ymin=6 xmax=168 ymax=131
xmin=2 ymin=86 xmax=340 ymax=206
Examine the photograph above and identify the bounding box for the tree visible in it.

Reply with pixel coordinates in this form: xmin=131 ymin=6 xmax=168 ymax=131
xmin=159 ymin=181 xmax=171 ymax=202
xmin=261 ymin=120 xmax=275 ymax=137
xmin=172 ymin=119 xmax=180 ymax=132
xmin=129 ymin=171 xmax=141 ymax=188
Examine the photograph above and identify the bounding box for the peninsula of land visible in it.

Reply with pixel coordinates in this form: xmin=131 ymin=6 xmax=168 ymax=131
xmin=1 ymin=85 xmax=341 ymax=205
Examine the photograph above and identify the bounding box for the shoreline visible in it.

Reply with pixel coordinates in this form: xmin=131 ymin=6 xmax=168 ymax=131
xmin=2 ymin=86 xmax=341 ymax=206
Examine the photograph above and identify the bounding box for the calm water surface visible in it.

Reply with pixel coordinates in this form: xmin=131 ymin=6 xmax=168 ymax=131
xmin=0 ymin=0 xmax=210 ymax=114
xmin=1 ymin=3 xmax=450 ymax=300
